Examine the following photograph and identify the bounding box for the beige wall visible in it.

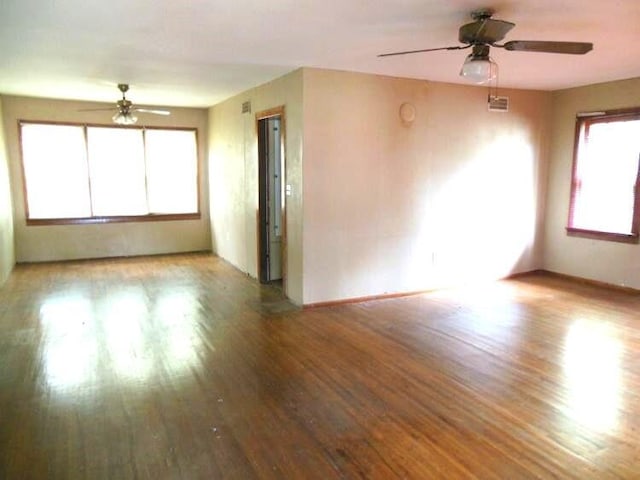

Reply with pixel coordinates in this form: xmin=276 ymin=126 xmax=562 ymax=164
xmin=0 ymin=97 xmax=15 ymax=284
xmin=544 ymin=78 xmax=640 ymax=288
xmin=2 ymin=95 xmax=211 ymax=262
xmin=210 ymin=67 xmax=552 ymax=306
xmin=208 ymin=69 xmax=304 ymax=304
xmin=302 ymin=69 xmax=551 ymax=304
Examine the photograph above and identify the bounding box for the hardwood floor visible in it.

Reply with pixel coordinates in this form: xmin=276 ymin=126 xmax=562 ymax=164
xmin=1 ymin=253 xmax=639 ymax=479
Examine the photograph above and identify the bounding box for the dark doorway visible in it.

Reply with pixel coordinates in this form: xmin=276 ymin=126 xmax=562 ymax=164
xmin=257 ymin=110 xmax=285 ymax=290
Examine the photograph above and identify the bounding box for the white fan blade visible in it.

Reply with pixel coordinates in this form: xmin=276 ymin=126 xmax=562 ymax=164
xmin=134 ymin=108 xmax=171 ymax=116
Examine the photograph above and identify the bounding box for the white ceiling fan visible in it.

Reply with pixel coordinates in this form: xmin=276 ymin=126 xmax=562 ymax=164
xmin=82 ymin=83 xmax=170 ymax=125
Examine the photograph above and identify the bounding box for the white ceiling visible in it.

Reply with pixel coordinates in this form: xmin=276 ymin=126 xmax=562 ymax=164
xmin=1 ymin=0 xmax=639 ymax=108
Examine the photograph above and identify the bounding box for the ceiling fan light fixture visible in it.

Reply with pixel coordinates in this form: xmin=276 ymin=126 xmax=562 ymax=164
xmin=112 ymin=111 xmax=138 ymax=125
xmin=459 ymin=54 xmax=496 ymax=84
xmin=378 ymin=10 xmax=593 ymax=88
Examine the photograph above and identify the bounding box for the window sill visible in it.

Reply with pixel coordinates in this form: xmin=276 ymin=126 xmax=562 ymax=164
xmin=26 ymin=213 xmax=201 ymax=226
xmin=566 ymin=227 xmax=639 ymax=244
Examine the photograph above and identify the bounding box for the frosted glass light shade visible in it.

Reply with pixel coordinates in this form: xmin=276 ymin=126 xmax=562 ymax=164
xmin=460 ymin=55 xmax=496 ymax=84
xmin=112 ymin=111 xmax=138 ymax=125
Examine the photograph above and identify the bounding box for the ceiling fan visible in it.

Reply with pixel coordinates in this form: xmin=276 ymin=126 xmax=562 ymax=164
xmin=379 ymin=9 xmax=593 ymax=84
xmin=82 ymin=83 xmax=170 ymax=125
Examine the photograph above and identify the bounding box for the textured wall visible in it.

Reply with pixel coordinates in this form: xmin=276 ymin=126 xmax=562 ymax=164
xmin=208 ymin=70 xmax=304 ymax=304
xmin=0 ymin=97 xmax=15 ymax=284
xmin=302 ymin=69 xmax=551 ymax=304
xmin=209 ymin=67 xmax=553 ymax=306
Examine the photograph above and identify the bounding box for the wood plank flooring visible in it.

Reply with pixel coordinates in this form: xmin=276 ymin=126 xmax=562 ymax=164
xmin=1 ymin=253 xmax=639 ymax=479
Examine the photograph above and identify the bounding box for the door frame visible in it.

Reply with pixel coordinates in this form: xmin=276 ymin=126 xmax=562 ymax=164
xmin=255 ymin=106 xmax=287 ymax=295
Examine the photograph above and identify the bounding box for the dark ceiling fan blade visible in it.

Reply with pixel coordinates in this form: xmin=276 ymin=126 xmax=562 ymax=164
xmin=133 ymin=108 xmax=171 ymax=115
xmin=502 ymin=40 xmax=593 ymax=54
xmin=378 ymin=45 xmax=470 ymax=58
xmin=459 ymin=18 xmax=515 ymax=44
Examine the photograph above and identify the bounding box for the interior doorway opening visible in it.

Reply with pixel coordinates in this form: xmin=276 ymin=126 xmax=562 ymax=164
xmin=257 ymin=108 xmax=286 ymax=294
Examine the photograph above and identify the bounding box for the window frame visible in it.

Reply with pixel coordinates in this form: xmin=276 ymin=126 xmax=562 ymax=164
xmin=566 ymin=108 xmax=640 ymax=244
xmin=18 ymin=120 xmax=201 ymax=226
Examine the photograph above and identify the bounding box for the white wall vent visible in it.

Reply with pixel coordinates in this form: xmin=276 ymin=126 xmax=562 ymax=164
xmin=488 ymin=95 xmax=509 ymax=112
xmin=242 ymin=101 xmax=251 ymax=114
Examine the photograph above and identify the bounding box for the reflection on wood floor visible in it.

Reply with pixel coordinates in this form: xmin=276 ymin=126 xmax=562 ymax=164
xmin=1 ymin=252 xmax=639 ymax=479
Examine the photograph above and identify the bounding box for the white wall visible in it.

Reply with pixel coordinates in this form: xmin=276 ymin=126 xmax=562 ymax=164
xmin=208 ymin=70 xmax=304 ymax=304
xmin=0 ymin=97 xmax=15 ymax=285
xmin=544 ymin=78 xmax=640 ymax=288
xmin=302 ymin=69 xmax=551 ymax=305
xmin=2 ymin=95 xmax=211 ymax=262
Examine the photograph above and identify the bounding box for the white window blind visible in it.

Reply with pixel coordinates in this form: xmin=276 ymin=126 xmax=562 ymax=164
xmin=569 ymin=113 xmax=640 ymax=241
xmin=20 ymin=122 xmax=199 ymax=222
xmin=145 ymin=129 xmax=198 ymax=214
xmin=87 ymin=127 xmax=148 ymax=216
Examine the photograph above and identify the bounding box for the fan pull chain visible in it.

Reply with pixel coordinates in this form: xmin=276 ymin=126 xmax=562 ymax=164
xmin=488 ymin=60 xmax=500 ymax=102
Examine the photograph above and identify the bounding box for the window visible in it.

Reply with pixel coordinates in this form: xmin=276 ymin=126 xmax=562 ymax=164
xmin=20 ymin=122 xmax=199 ymax=224
xmin=567 ymin=109 xmax=640 ymax=243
